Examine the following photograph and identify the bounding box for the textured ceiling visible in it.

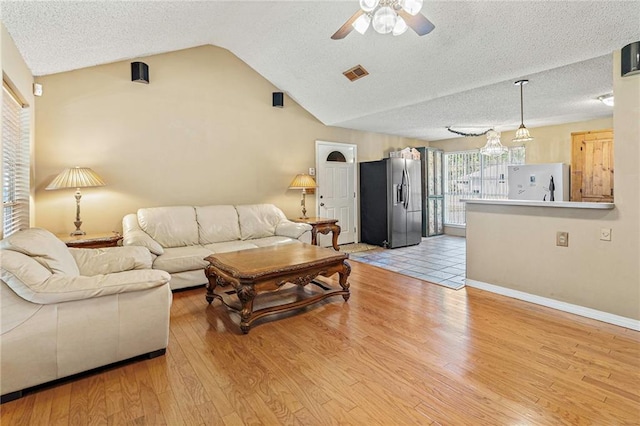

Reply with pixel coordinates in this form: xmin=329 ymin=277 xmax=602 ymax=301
xmin=2 ymin=1 xmax=639 ymax=141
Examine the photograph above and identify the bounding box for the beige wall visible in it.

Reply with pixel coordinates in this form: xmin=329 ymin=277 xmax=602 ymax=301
xmin=33 ymin=45 xmax=424 ymax=234
xmin=465 ymin=51 xmax=640 ymax=321
xmin=1 ymin=23 xmax=36 ymax=239
xmin=429 ymin=117 xmax=613 ymax=164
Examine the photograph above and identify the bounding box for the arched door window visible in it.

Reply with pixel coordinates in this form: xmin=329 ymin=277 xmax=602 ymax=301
xmin=326 ymin=151 xmax=346 ymax=162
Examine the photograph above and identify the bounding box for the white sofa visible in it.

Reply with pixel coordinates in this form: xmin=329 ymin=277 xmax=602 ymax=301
xmin=122 ymin=204 xmax=312 ymax=290
xmin=0 ymin=228 xmax=172 ymax=402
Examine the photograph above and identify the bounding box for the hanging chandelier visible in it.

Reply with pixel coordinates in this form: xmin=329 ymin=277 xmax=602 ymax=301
xmin=480 ymin=130 xmax=508 ymax=157
xmin=353 ymin=0 xmax=424 ymax=36
xmin=513 ymin=79 xmax=534 ymax=144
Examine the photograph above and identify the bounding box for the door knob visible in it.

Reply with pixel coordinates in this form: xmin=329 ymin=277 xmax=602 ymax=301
xmin=320 ymin=203 xmax=325 ymax=207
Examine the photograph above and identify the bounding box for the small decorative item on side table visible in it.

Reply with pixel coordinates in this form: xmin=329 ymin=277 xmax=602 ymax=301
xmin=290 ymin=217 xmax=341 ymax=251
xmin=57 ymin=232 xmax=123 ymax=249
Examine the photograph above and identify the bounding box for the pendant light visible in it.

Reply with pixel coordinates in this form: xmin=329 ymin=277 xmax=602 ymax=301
xmin=480 ymin=130 xmax=508 ymax=157
xmin=513 ymin=79 xmax=533 ymax=144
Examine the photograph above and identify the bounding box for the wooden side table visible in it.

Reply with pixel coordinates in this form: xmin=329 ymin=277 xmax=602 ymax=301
xmin=290 ymin=217 xmax=341 ymax=251
xmin=57 ymin=232 xmax=123 ymax=249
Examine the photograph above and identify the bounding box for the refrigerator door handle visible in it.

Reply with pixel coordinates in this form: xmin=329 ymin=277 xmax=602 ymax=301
xmin=403 ymin=164 xmax=410 ymax=209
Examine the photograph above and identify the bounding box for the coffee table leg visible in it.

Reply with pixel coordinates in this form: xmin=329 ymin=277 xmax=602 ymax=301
xmin=205 ymin=266 xmax=216 ymax=304
xmin=339 ymin=260 xmax=351 ymax=301
xmin=237 ymin=284 xmax=256 ymax=334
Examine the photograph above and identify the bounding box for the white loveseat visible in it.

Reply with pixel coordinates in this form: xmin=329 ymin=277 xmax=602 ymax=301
xmin=0 ymin=228 xmax=172 ymax=402
xmin=122 ymin=204 xmax=312 ymax=290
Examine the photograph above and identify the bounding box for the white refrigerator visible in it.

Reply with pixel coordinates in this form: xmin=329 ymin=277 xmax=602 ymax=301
xmin=508 ymin=163 xmax=570 ymax=201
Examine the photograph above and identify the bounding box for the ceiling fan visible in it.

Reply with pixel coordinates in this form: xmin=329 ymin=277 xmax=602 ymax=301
xmin=331 ymin=0 xmax=435 ymax=40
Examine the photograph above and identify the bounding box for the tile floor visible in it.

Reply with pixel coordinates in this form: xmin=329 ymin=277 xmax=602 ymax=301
xmin=348 ymin=235 xmax=467 ymax=290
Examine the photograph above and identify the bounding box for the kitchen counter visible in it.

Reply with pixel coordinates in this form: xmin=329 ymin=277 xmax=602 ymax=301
xmin=462 ymin=199 xmax=614 ymax=210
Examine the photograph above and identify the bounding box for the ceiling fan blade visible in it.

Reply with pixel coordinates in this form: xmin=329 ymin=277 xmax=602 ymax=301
xmin=397 ymin=9 xmax=435 ymax=36
xmin=331 ymin=9 xmax=364 ymax=40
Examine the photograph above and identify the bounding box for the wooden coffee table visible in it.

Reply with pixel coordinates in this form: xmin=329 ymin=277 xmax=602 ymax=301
xmin=204 ymin=243 xmax=351 ymax=333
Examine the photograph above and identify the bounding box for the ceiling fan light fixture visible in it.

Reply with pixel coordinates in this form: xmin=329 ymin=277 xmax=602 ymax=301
xmin=353 ymin=14 xmax=371 ymax=34
xmin=359 ymin=0 xmax=380 ymax=13
xmin=392 ymin=16 xmax=408 ymax=35
xmin=480 ymin=130 xmax=508 ymax=157
xmin=372 ymin=6 xmax=396 ymax=34
xmin=512 ymin=79 xmax=534 ymax=145
xmin=400 ymin=0 xmax=423 ymax=16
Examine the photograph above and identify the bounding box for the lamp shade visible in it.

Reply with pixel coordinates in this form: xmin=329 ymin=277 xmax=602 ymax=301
xmin=46 ymin=167 xmax=106 ymax=190
xmin=289 ymin=174 xmax=317 ymax=189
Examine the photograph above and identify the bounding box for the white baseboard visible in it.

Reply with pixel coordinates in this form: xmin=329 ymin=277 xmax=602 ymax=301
xmin=465 ymin=279 xmax=640 ymax=331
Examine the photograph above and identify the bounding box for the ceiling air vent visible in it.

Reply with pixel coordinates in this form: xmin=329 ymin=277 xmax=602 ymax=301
xmin=343 ymin=65 xmax=369 ymax=82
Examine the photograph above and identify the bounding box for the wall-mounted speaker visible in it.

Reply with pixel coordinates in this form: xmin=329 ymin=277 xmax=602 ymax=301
xmin=131 ymin=62 xmax=149 ymax=84
xmin=621 ymin=41 xmax=640 ymax=77
xmin=272 ymin=92 xmax=284 ymax=108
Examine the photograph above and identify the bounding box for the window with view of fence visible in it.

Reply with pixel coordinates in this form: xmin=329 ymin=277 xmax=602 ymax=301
xmin=444 ymin=147 xmax=525 ymax=226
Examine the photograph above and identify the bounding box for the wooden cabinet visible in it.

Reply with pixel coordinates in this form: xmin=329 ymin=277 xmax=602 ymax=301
xmin=571 ymin=129 xmax=614 ymax=202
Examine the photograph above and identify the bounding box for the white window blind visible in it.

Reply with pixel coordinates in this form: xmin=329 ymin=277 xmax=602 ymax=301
xmin=444 ymin=147 xmax=525 ymax=226
xmin=2 ymin=85 xmax=30 ymax=238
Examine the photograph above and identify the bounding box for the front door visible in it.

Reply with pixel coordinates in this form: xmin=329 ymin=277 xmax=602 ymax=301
xmin=315 ymin=141 xmax=357 ymax=246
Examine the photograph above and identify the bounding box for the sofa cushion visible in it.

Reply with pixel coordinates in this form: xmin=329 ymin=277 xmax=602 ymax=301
xmin=69 ymin=246 xmax=153 ymax=276
xmin=195 ymin=205 xmax=241 ymax=244
xmin=236 ymin=204 xmax=287 ymax=240
xmin=250 ymin=236 xmax=300 ymax=248
xmin=203 ymin=240 xmax=259 ymax=254
xmin=0 ymin=228 xmax=79 ymax=276
xmin=138 ymin=206 xmax=199 ymax=248
xmin=152 ymin=246 xmax=213 ymax=274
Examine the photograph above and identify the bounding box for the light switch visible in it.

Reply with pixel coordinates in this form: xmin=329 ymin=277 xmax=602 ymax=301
xmin=600 ymin=228 xmax=612 ymax=241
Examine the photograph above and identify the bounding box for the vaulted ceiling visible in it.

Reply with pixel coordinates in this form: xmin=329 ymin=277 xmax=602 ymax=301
xmin=2 ymin=1 xmax=639 ymax=141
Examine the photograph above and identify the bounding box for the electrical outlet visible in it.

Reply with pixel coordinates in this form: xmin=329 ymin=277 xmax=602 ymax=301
xmin=308 ymin=167 xmax=315 ymax=176
xmin=556 ymin=231 xmax=569 ymax=247
xmin=600 ymin=228 xmax=612 ymax=241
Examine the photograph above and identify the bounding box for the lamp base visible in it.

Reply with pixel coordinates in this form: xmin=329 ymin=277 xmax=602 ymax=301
xmin=70 ymin=220 xmax=85 ymax=236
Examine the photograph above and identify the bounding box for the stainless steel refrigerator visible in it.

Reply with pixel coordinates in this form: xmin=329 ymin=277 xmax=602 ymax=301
xmin=359 ymin=158 xmax=422 ymax=248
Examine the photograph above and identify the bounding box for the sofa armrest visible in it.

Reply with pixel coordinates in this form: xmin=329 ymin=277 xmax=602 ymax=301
xmin=3 ymin=268 xmax=171 ymax=305
xmin=69 ymin=246 xmax=154 ymax=276
xmin=298 ymin=230 xmax=312 ymax=244
xmin=123 ymin=214 xmax=164 ymax=255
xmin=275 ymin=221 xmax=313 ymax=239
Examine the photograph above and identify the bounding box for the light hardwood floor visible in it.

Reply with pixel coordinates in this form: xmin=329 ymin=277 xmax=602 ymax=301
xmin=2 ymin=261 xmax=639 ymax=425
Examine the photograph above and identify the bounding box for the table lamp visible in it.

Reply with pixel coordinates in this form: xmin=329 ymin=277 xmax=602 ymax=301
xmin=46 ymin=166 xmax=106 ymax=236
xmin=289 ymin=173 xmax=317 ymax=219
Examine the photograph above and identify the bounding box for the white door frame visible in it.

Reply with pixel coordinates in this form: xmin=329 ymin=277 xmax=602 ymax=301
xmin=315 ymin=140 xmax=359 ymax=243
